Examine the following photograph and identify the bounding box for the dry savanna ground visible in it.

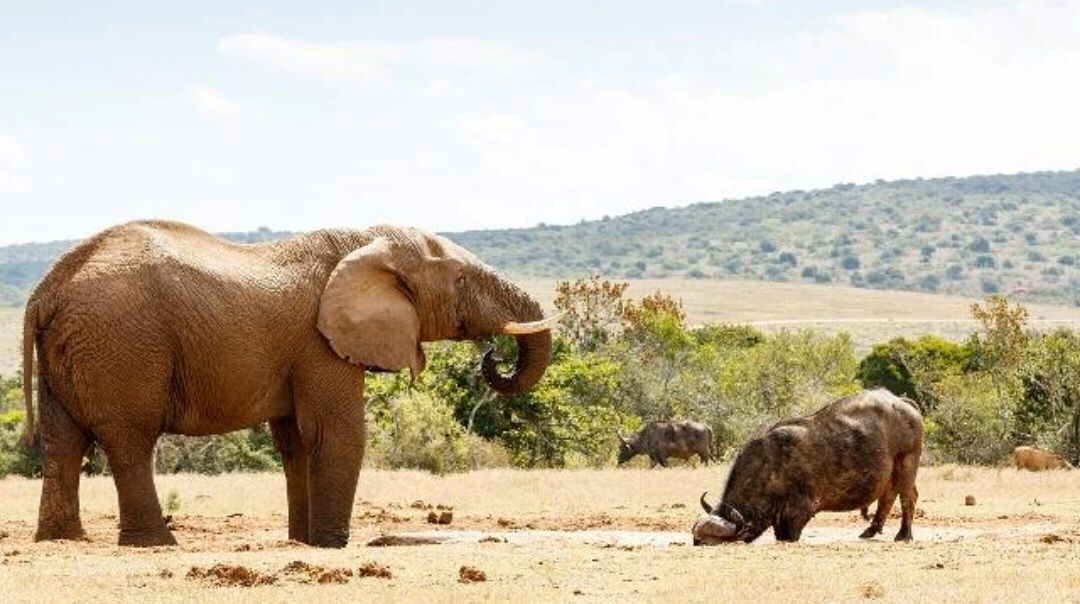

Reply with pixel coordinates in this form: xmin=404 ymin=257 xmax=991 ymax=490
xmin=3 ymin=278 xmax=1080 ymax=374
xmin=0 ymin=466 xmax=1078 ymax=603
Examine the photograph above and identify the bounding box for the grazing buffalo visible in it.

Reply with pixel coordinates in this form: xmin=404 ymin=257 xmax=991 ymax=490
xmin=618 ymin=421 xmax=713 ymax=467
xmin=1013 ymin=446 xmax=1073 ymax=471
xmin=693 ymin=389 xmax=922 ymax=544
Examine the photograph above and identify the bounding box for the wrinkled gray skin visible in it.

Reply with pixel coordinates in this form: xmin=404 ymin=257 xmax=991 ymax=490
xmin=24 ymin=221 xmax=554 ymax=548
xmin=693 ymin=389 xmax=922 ymax=545
xmin=618 ymin=421 xmax=713 ymax=467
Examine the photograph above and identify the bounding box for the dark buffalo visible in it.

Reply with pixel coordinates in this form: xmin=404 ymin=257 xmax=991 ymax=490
xmin=693 ymin=389 xmax=922 ymax=544
xmin=618 ymin=420 xmax=713 ymax=467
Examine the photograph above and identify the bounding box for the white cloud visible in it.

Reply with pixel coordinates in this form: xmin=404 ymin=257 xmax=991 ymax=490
xmin=187 ymin=85 xmax=251 ymax=119
xmin=448 ymin=1 xmax=1080 ymax=222
xmin=0 ymin=131 xmax=25 ymax=196
xmin=217 ymin=32 xmax=535 ymax=89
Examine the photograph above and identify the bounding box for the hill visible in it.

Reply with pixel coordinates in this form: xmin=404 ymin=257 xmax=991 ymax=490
xmin=449 ymin=170 xmax=1080 ymax=305
xmin=1 ymin=169 xmax=1078 ymax=306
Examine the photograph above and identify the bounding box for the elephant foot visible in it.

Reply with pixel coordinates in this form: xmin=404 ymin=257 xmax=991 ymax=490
xmin=34 ymin=521 xmax=87 ymax=542
xmin=858 ymin=525 xmax=882 ymax=540
xmin=118 ymin=526 xmax=178 ymax=547
xmin=308 ymin=530 xmax=349 ymax=549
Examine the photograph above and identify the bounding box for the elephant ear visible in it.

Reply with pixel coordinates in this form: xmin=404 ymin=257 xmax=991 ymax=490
xmin=317 ymin=237 xmax=426 ymax=377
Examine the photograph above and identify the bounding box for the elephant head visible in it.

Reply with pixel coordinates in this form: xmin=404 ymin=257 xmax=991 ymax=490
xmin=317 ymin=226 xmax=556 ymax=395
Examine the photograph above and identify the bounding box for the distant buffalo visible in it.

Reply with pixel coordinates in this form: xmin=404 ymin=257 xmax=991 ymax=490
xmin=693 ymin=389 xmax=923 ymax=544
xmin=618 ymin=421 xmax=713 ymax=467
xmin=1013 ymin=446 xmax=1073 ymax=471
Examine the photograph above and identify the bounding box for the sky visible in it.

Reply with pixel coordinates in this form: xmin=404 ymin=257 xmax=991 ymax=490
xmin=2 ymin=0 xmax=1080 ymax=245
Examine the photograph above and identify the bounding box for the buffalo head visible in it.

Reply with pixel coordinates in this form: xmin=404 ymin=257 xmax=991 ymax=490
xmin=692 ymin=492 xmax=747 ymax=545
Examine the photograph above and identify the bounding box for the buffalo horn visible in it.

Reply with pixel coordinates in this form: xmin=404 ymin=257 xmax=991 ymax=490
xmin=699 ymin=491 xmax=713 ymax=514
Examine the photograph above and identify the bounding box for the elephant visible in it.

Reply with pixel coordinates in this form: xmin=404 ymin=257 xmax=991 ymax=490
xmin=22 ymin=220 xmax=557 ymax=548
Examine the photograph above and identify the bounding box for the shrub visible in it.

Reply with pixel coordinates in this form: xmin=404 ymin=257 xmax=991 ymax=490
xmin=367 ymin=391 xmax=509 ymax=473
xmin=155 ymin=428 xmax=280 ymax=474
xmin=856 ymin=336 xmax=970 ymax=407
xmin=924 ymin=373 xmax=1016 ymax=464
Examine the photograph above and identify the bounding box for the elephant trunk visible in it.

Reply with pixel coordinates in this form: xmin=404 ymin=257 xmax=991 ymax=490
xmin=478 ymin=281 xmax=553 ymax=396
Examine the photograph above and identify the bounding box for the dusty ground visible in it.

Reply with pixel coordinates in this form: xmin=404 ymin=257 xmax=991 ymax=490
xmin=1 ymin=466 xmax=1078 ymax=603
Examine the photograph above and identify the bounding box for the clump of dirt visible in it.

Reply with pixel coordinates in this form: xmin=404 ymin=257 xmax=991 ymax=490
xmin=859 ymin=581 xmax=885 ymax=599
xmin=965 ymin=495 xmax=977 ymax=506
xmin=1040 ymin=533 xmax=1065 ymax=544
xmin=479 ymin=535 xmax=507 ymax=544
xmin=358 ymin=562 xmax=393 ymax=579
xmin=186 ymin=564 xmax=277 ymax=587
xmin=497 ymin=518 xmax=515 ymax=528
xmin=427 ymin=511 xmax=453 ymax=525
xmin=410 ymin=500 xmax=432 ymax=510
xmin=358 ymin=509 xmax=410 ymax=524
xmin=459 ymin=565 xmax=487 ymax=583
xmin=317 ymin=568 xmax=354 ymax=584
xmin=281 ymin=560 xmax=355 ymax=584
xmin=158 ymin=569 xmax=175 ymax=579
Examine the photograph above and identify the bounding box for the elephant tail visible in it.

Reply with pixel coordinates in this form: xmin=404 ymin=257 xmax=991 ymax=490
xmin=22 ymin=299 xmax=38 ymax=446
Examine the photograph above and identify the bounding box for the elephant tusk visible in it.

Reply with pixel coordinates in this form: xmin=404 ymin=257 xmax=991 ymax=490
xmin=502 ymin=313 xmax=563 ymax=335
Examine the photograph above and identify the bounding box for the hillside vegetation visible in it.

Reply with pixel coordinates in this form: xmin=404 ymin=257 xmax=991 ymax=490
xmin=450 ymin=170 xmax=1080 ymax=305
xmin=2 ymin=170 xmax=1078 ymax=307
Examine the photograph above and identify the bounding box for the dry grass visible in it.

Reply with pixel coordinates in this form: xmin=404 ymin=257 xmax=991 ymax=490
xmin=1 ymin=466 xmax=1078 ymax=603
xmin=4 ymin=280 xmax=1079 ymax=375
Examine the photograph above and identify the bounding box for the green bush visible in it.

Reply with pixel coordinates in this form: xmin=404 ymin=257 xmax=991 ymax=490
xmin=924 ymin=373 xmax=1016 ymax=464
xmin=0 ymin=409 xmax=42 ymax=478
xmin=366 ymin=391 xmax=509 ymax=474
xmin=856 ymin=336 xmax=971 ymax=406
xmin=154 ymin=427 xmax=281 ymax=474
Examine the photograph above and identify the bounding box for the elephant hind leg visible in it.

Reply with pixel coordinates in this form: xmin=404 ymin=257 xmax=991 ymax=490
xmin=35 ymin=399 xmax=92 ymax=541
xmin=99 ymin=430 xmax=176 ymax=547
xmin=271 ymin=417 xmax=310 ymax=544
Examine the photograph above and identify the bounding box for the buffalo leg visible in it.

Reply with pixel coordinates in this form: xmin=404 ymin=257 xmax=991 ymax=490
xmin=894 ymin=453 xmax=919 ymax=542
xmin=271 ymin=417 xmax=310 ymax=543
xmin=860 ymin=480 xmax=897 ymax=539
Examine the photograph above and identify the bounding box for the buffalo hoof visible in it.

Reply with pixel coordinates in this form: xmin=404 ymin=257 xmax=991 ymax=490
xmin=894 ymin=530 xmax=912 ymax=542
xmin=858 ymin=525 xmax=882 ymax=539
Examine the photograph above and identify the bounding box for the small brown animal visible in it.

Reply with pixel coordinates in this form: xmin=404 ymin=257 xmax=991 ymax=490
xmin=618 ymin=420 xmax=713 ymax=467
xmin=1013 ymin=446 xmax=1073 ymax=471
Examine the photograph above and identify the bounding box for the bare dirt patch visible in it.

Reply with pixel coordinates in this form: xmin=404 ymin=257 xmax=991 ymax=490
xmin=0 ymin=467 xmax=1078 ymax=603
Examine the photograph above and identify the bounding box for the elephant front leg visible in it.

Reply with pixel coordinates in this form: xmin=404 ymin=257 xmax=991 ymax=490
xmin=271 ymin=418 xmax=310 ymax=543
xmin=293 ymin=361 xmax=366 ymax=548
xmin=306 ymin=427 xmax=364 ymax=548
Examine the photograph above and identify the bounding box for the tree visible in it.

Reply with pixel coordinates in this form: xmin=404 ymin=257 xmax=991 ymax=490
xmin=553 ymin=277 xmax=629 ymax=352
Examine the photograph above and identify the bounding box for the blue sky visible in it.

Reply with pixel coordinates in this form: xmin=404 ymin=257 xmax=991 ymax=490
xmin=2 ymin=1 xmax=1079 ymax=244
